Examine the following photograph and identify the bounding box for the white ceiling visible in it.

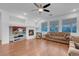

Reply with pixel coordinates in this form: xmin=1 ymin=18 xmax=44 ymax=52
xmin=0 ymin=3 xmax=79 ymax=20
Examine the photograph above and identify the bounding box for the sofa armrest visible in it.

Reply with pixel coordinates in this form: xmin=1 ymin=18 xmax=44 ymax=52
xmin=68 ymin=47 xmax=79 ymax=56
xmin=69 ymin=41 xmax=75 ymax=48
xmin=68 ymin=41 xmax=79 ymax=56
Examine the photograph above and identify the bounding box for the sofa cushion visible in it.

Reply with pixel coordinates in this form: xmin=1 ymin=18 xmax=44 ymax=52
xmin=75 ymin=42 xmax=79 ymax=49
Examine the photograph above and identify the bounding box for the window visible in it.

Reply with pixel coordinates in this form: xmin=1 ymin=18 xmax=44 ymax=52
xmin=62 ymin=18 xmax=77 ymax=33
xmin=50 ymin=21 xmax=59 ymax=32
xmin=41 ymin=22 xmax=48 ymax=32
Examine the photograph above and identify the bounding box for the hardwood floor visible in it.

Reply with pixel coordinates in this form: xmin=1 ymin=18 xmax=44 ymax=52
xmin=0 ymin=39 xmax=69 ymax=56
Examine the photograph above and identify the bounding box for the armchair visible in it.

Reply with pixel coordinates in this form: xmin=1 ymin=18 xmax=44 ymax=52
xmin=68 ymin=41 xmax=79 ymax=56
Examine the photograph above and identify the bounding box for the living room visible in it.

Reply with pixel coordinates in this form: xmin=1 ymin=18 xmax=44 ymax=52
xmin=0 ymin=3 xmax=79 ymax=56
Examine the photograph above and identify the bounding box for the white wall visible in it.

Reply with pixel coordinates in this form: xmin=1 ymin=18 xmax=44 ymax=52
xmin=0 ymin=10 xmax=9 ymax=44
xmin=8 ymin=13 xmax=26 ymax=27
xmin=0 ymin=12 xmax=1 ymax=41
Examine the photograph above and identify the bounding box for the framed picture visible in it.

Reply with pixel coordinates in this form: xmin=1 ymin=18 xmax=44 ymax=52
xmin=29 ymin=30 xmax=34 ymax=36
xmin=36 ymin=32 xmax=42 ymax=39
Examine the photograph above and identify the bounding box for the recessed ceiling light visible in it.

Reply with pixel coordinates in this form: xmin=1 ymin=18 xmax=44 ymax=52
xmin=24 ymin=13 xmax=27 ymax=15
xmin=34 ymin=20 xmax=38 ymax=22
xmin=72 ymin=9 xmax=77 ymax=12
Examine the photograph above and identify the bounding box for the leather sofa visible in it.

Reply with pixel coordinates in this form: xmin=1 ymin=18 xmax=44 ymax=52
xmin=43 ymin=32 xmax=70 ymax=44
xmin=68 ymin=37 xmax=79 ymax=56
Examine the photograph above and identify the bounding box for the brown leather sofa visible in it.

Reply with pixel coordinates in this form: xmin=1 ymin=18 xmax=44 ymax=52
xmin=68 ymin=36 xmax=79 ymax=56
xmin=43 ymin=32 xmax=70 ymax=44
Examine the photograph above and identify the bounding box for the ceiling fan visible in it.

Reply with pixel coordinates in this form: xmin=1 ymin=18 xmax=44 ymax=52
xmin=33 ymin=3 xmax=51 ymax=13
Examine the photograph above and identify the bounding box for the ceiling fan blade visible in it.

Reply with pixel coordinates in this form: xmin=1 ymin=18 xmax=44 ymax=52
xmin=43 ymin=3 xmax=51 ymax=8
xmin=34 ymin=3 xmax=39 ymax=8
xmin=44 ymin=9 xmax=50 ymax=12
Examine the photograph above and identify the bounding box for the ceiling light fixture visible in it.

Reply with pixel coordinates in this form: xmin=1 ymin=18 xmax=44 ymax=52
xmin=33 ymin=3 xmax=51 ymax=13
xmin=72 ymin=9 xmax=77 ymax=12
xmin=38 ymin=8 xmax=43 ymax=12
xmin=24 ymin=13 xmax=27 ymax=15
